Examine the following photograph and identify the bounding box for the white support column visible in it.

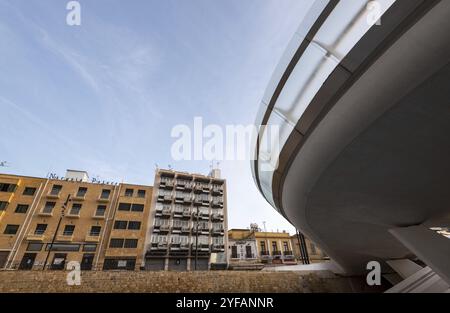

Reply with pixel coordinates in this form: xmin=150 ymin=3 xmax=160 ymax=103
xmin=389 ymin=225 xmax=450 ymax=286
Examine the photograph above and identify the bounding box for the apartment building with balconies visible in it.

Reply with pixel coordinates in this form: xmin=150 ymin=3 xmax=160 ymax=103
xmin=145 ymin=168 xmax=228 ymax=271
xmin=0 ymin=170 xmax=152 ymax=271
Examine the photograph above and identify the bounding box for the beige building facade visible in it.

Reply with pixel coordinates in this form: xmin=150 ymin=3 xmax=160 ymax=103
xmin=228 ymin=228 xmax=295 ymax=264
xmin=0 ymin=170 xmax=152 ymax=271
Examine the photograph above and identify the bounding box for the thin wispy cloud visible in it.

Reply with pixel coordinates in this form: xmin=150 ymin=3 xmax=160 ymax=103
xmin=0 ymin=0 xmax=308 ymax=232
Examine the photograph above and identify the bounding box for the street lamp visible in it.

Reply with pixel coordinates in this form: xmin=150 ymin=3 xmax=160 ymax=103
xmin=43 ymin=194 xmax=71 ymax=270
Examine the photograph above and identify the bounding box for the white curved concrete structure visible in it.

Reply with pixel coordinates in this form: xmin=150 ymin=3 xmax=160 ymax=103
xmin=252 ymin=0 xmax=450 ymax=278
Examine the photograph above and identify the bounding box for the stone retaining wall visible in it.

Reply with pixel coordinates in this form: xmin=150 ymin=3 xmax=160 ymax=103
xmin=0 ymin=270 xmax=376 ymax=293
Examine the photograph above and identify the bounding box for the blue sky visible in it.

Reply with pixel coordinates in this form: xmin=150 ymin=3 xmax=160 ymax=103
xmin=0 ymin=0 xmax=311 ymax=233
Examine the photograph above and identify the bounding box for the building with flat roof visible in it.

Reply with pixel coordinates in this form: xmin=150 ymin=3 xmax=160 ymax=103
xmin=228 ymin=227 xmax=295 ymax=265
xmin=145 ymin=168 xmax=228 ymax=271
xmin=0 ymin=170 xmax=152 ymax=270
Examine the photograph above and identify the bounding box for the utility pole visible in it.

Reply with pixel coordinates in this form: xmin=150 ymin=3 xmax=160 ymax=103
xmin=194 ymin=205 xmax=199 ymax=270
xmin=43 ymin=194 xmax=71 ymax=270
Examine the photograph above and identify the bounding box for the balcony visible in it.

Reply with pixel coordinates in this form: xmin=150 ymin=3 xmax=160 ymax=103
xmin=159 ymin=224 xmax=171 ymax=232
xmin=85 ymin=233 xmax=100 ymax=242
xmin=283 ymin=250 xmax=294 ymax=256
xmin=211 ymin=244 xmax=225 ymax=252
xmin=260 ymin=251 xmax=271 ymax=258
xmin=72 ymin=195 xmax=86 ymax=201
xmin=157 ymin=194 xmax=172 ymax=203
xmin=161 ymin=208 xmax=171 ymax=217
xmin=191 ymin=244 xmax=210 ymax=253
xmin=211 ymin=187 xmax=223 ymax=196
xmin=181 ymin=225 xmax=191 ymax=233
xmin=183 ymin=196 xmax=192 ymax=204
xmin=26 ymin=231 xmax=45 ymax=241
xmin=169 ymin=243 xmax=190 ymax=255
xmin=172 ymin=223 xmax=182 ymax=233
xmin=160 ymin=180 xmax=174 ymax=189
xmin=57 ymin=233 xmax=74 ymax=242
xmin=173 ymin=209 xmax=183 ymax=217
xmin=211 ymin=228 xmax=224 ymax=236
xmin=46 ymin=192 xmax=61 ymax=199
xmin=157 ymin=242 xmax=168 ymax=250
xmin=92 ymin=213 xmax=106 ymax=220
xmin=97 ymin=196 xmax=110 ymax=203
xmin=38 ymin=211 xmax=53 ymax=217
xmin=272 ymin=251 xmax=282 ymax=256
xmin=66 ymin=212 xmax=80 ymax=219
xmin=211 ymin=200 xmax=223 ymax=208
xmin=211 ymin=213 xmax=223 ymax=221
xmin=175 ymin=181 xmax=193 ymax=191
xmin=182 ymin=210 xmax=191 ymax=218
xmin=200 ymin=227 xmax=210 ymax=235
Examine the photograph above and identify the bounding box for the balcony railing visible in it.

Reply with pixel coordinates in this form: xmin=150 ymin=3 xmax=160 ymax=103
xmin=161 ymin=208 xmax=171 ymax=216
xmin=272 ymin=251 xmax=282 ymax=256
xmin=211 ymin=213 xmax=223 ymax=221
xmin=283 ymin=250 xmax=294 ymax=256
xmin=159 ymin=224 xmax=171 ymax=232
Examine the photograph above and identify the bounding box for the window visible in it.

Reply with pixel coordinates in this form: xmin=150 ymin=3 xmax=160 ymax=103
xmin=100 ymin=189 xmax=111 ymax=199
xmin=128 ymin=221 xmax=141 ymax=230
xmin=131 ymin=204 xmax=144 ymax=212
xmin=4 ymin=224 xmax=19 ymax=234
xmin=26 ymin=243 xmax=43 ymax=252
xmin=0 ymin=201 xmax=8 ymax=211
xmin=109 ymin=238 xmax=124 ymax=248
xmin=124 ymin=189 xmax=134 ymax=197
xmin=42 ymin=202 xmax=56 ymax=214
xmin=69 ymin=203 xmax=82 ymax=215
xmin=15 ymin=204 xmax=29 ymax=214
xmin=50 ymin=184 xmax=62 ymax=195
xmin=124 ymin=239 xmax=138 ymax=248
xmin=63 ymin=225 xmax=75 ymax=236
xmin=137 ymin=189 xmax=146 ymax=198
xmin=283 ymin=241 xmax=289 ymax=252
xmin=46 ymin=244 xmax=80 ymax=252
xmin=90 ymin=226 xmax=101 ymax=236
xmin=260 ymin=241 xmax=266 ymax=252
xmin=83 ymin=244 xmax=97 ymax=252
xmin=0 ymin=183 xmax=17 ymax=193
xmin=118 ymin=203 xmax=131 ymax=211
xmin=231 ymin=246 xmax=238 ymax=258
xmin=35 ymin=224 xmax=47 ymax=235
xmin=76 ymin=187 xmax=87 ymax=198
xmin=272 ymin=242 xmax=278 ymax=252
xmin=95 ymin=205 xmax=106 ymax=217
xmin=103 ymin=258 xmax=136 ymax=270
xmin=114 ymin=220 xmax=127 ymax=230
xmin=23 ymin=187 xmax=36 ymax=196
